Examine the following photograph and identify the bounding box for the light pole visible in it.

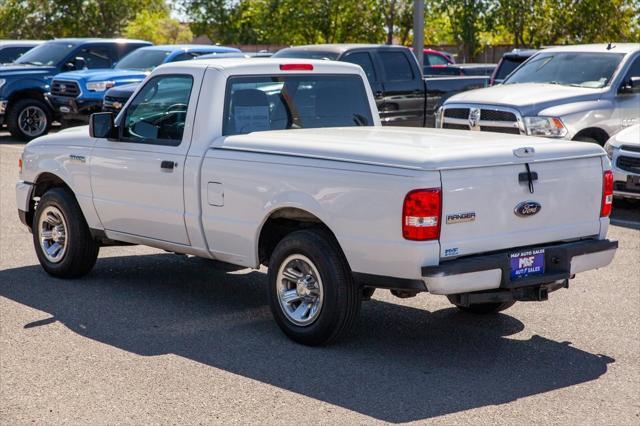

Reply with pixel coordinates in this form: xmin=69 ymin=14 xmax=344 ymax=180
xmin=413 ymin=0 xmax=424 ymax=70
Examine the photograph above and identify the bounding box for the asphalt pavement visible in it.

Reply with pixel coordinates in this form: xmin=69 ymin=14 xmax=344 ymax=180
xmin=1 ymin=130 xmax=639 ymax=424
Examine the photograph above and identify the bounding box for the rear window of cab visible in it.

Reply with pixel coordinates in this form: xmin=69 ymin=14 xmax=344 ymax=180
xmin=222 ymin=74 xmax=374 ymax=136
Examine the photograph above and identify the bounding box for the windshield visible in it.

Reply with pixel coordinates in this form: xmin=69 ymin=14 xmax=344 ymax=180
xmin=505 ymin=52 xmax=624 ymax=88
xmin=223 ymin=74 xmax=373 ymax=136
xmin=15 ymin=42 xmax=77 ymax=66
xmin=115 ymin=49 xmax=171 ymax=71
xmin=272 ymin=49 xmax=339 ymax=61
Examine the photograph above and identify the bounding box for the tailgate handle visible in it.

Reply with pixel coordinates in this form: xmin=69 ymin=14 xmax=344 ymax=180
xmin=518 ymin=171 xmax=538 ymax=183
xmin=519 ymin=163 xmax=538 ymax=193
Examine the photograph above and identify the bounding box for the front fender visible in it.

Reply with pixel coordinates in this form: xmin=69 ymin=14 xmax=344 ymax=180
xmin=539 ymin=100 xmax=616 ymax=139
xmin=21 ymin=139 xmax=102 ymax=231
xmin=5 ymin=78 xmax=50 ymax=100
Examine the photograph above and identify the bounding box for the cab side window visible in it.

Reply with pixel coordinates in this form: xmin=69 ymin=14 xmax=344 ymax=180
xmin=426 ymin=54 xmax=449 ymax=66
xmin=342 ymin=52 xmax=378 ymax=82
xmin=122 ymin=75 xmax=193 ymax=146
xmin=76 ymin=45 xmax=113 ymax=69
xmin=623 ymin=57 xmax=640 ymax=80
xmin=379 ymin=51 xmax=414 ymax=81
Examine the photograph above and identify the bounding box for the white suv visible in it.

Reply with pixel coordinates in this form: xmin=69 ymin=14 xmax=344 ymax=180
xmin=605 ymin=124 xmax=640 ymax=200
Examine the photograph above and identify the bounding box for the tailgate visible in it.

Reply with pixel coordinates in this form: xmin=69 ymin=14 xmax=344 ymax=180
xmin=439 ymin=157 xmax=603 ymax=258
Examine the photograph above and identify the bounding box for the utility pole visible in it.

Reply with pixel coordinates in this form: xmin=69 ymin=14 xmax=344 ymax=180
xmin=413 ymin=0 xmax=424 ymax=70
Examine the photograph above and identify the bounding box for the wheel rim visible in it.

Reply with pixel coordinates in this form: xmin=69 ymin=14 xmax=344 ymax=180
xmin=276 ymin=254 xmax=324 ymax=326
xmin=38 ymin=206 xmax=68 ymax=263
xmin=18 ymin=105 xmax=47 ymax=137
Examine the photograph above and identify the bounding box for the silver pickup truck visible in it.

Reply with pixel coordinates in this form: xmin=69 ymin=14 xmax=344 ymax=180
xmin=438 ymin=44 xmax=640 ymax=145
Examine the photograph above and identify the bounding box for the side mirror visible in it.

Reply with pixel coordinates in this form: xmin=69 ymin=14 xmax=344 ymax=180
xmin=620 ymin=76 xmax=640 ymax=94
xmin=89 ymin=112 xmax=117 ymax=139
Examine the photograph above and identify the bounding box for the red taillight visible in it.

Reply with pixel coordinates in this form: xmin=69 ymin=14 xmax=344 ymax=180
xmin=601 ymin=170 xmax=614 ymax=217
xmin=279 ymin=64 xmax=313 ymax=71
xmin=18 ymin=158 xmax=22 ymax=173
xmin=402 ymin=189 xmax=441 ymax=241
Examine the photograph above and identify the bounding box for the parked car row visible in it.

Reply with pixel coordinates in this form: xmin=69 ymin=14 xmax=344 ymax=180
xmin=0 ymin=38 xmax=152 ymax=140
xmin=1 ymin=39 xmax=497 ymax=140
xmin=46 ymin=44 xmax=241 ymax=124
xmin=273 ymin=44 xmax=490 ymax=127
xmin=102 ymin=52 xmax=273 ymax=113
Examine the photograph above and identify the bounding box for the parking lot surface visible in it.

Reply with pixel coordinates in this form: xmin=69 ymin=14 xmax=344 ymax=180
xmin=1 ymin=131 xmax=639 ymax=424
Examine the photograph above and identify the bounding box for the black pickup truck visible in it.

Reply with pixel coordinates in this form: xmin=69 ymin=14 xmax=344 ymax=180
xmin=272 ymin=44 xmax=489 ymax=127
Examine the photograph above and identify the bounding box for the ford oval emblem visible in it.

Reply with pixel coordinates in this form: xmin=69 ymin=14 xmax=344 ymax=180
xmin=514 ymin=201 xmax=541 ymax=217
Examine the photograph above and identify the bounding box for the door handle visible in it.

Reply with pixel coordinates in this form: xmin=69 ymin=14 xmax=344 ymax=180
xmin=161 ymin=160 xmax=176 ymax=170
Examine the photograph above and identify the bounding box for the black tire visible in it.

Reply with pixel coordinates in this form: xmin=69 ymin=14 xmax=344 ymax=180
xmin=362 ymin=286 xmax=376 ymax=301
xmin=267 ymin=229 xmax=360 ymax=346
xmin=7 ymin=98 xmax=53 ymax=141
xmin=447 ymin=296 xmax=515 ymax=314
xmin=32 ymin=188 xmax=99 ymax=278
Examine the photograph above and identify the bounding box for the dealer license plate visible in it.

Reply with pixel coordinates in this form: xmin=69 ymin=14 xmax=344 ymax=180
xmin=510 ymin=249 xmax=545 ymax=280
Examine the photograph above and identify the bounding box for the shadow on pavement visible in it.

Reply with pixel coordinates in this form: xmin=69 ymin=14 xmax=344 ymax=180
xmin=0 ymin=253 xmax=614 ymax=422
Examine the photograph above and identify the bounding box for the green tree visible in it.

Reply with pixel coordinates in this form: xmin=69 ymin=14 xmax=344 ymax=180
xmin=181 ymin=0 xmax=384 ymax=45
xmin=124 ymin=10 xmax=193 ymax=44
xmin=381 ymin=0 xmax=414 ymax=45
xmin=435 ymin=0 xmax=491 ymax=61
xmin=0 ymin=0 xmax=168 ymax=39
xmin=180 ymin=0 xmax=237 ymax=43
xmin=488 ymin=0 xmax=640 ymax=47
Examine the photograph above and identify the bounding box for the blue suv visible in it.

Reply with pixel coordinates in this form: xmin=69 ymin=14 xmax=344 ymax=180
xmin=47 ymin=44 xmax=240 ymax=124
xmin=0 ymin=38 xmax=150 ymax=140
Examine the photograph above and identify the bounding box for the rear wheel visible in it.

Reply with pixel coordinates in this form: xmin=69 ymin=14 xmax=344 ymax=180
xmin=447 ymin=296 xmax=515 ymax=314
xmin=267 ymin=229 xmax=360 ymax=345
xmin=7 ymin=98 xmax=52 ymax=140
xmin=32 ymin=188 xmax=99 ymax=278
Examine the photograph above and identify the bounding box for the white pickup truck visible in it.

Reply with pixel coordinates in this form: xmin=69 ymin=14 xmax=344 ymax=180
xmin=16 ymin=59 xmax=618 ymax=345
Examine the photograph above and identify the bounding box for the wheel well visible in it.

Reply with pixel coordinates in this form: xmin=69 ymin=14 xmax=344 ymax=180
xmin=26 ymin=173 xmax=73 ymax=226
xmin=258 ymin=208 xmax=339 ymax=265
xmin=8 ymin=89 xmax=45 ymax=105
xmin=573 ymin=127 xmax=609 ymax=146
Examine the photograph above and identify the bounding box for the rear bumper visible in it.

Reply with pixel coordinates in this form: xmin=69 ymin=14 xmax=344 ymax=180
xmin=422 ymin=239 xmax=618 ymax=295
xmin=46 ymin=94 xmax=102 ymax=122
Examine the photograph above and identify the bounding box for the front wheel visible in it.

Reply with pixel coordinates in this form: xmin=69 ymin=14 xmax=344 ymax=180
xmin=447 ymin=296 xmax=515 ymax=314
xmin=7 ymin=98 xmax=52 ymax=141
xmin=267 ymin=229 xmax=360 ymax=346
xmin=32 ymin=188 xmax=99 ymax=278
